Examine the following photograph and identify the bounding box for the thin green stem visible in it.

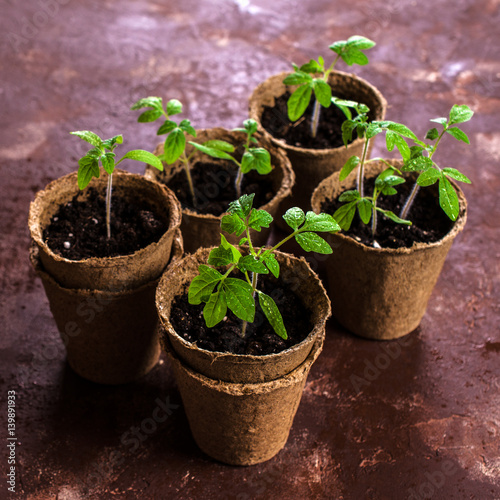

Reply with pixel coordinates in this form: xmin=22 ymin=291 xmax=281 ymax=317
xmin=106 ymin=173 xmax=113 ymax=240
xmin=311 ymin=98 xmax=322 ymax=138
xmin=241 ymin=271 xmax=258 ymax=338
xmin=267 ymin=229 xmax=299 ymax=254
xmin=400 ymin=183 xmax=420 ymax=220
xmin=357 ymin=138 xmax=370 ymax=199
xmin=180 ymin=152 xmax=196 ymax=207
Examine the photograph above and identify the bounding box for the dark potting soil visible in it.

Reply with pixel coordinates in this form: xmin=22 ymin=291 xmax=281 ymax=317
xmin=44 ymin=187 xmax=169 ymax=260
xmin=170 ymin=275 xmax=313 ymax=356
xmin=167 ymin=161 xmax=274 ymax=216
xmin=321 ymin=177 xmax=454 ymax=249
xmin=260 ymin=91 xmax=356 ymax=150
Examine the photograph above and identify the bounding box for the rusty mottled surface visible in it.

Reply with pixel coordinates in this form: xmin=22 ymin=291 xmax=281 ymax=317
xmin=1 ymin=0 xmax=499 ymax=498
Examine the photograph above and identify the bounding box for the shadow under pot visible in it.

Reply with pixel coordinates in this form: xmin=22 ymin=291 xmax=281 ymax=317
xmin=248 ymin=70 xmax=387 ymax=226
xmin=144 ymin=127 xmax=294 ymax=254
xmin=28 ymin=170 xmax=183 ymax=383
xmin=155 ymin=247 xmax=331 ymax=465
xmin=311 ymin=160 xmax=467 ymax=340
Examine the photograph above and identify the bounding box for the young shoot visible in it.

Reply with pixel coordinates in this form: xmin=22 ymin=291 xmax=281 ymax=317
xmin=335 ymin=98 xmax=418 ymax=197
xmin=283 ymin=35 xmax=375 ymax=138
xmin=188 ymin=193 xmax=340 ymax=339
xmin=131 ymin=97 xmax=197 ymax=205
xmin=400 ymin=104 xmax=473 ymax=221
xmin=334 ymin=167 xmax=411 ymax=239
xmin=71 ymin=130 xmax=163 ymax=239
xmin=188 ymin=119 xmax=272 ymax=199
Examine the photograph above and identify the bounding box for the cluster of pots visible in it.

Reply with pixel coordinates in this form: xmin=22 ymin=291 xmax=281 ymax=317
xmin=28 ymin=70 xmax=467 ymax=466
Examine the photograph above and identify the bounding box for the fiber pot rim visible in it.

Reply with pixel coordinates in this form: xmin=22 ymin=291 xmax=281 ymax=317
xmin=28 ymin=169 xmax=182 ymax=268
xmin=311 ymin=159 xmax=468 ymax=255
xmin=161 ymin=324 xmax=325 ymax=396
xmin=155 ymin=246 xmax=331 ymax=381
xmin=248 ymin=70 xmax=388 ymax=156
xmin=144 ymin=127 xmax=295 ymax=222
xmin=29 ymin=228 xmax=184 ymax=296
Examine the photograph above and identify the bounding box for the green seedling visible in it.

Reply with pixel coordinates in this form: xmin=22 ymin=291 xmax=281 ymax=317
xmin=399 ymin=104 xmax=473 ymax=221
xmin=131 ymin=97 xmax=197 ymax=205
xmin=188 ymin=193 xmax=340 ymax=339
xmin=188 ymin=119 xmax=272 ymax=199
xmin=283 ymin=35 xmax=375 ymax=138
xmin=70 ymin=130 xmax=163 ymax=239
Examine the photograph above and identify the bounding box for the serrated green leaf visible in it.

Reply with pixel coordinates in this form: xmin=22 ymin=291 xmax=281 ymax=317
xmin=101 ymin=152 xmax=115 ymax=174
xmin=208 ymin=246 xmax=234 ymax=266
xmin=166 ymin=99 xmax=182 ymax=116
xmin=380 ymin=209 xmax=412 ymax=226
xmin=237 ymin=255 xmax=269 ymax=274
xmin=439 ymin=174 xmax=460 ymax=220
xmin=223 ymin=278 xmax=255 ymax=322
xmin=102 ymin=135 xmax=123 ymax=149
xmin=287 ymin=84 xmax=313 ymax=121
xmin=384 ymin=122 xmax=417 ymax=140
xmin=303 ymin=211 xmax=341 ymax=232
xmin=299 ymin=59 xmax=322 ymax=74
xmin=77 ymin=157 xmax=100 ymax=189
xmin=295 ymin=232 xmax=332 ymax=254
xmin=202 ymin=140 xmax=235 ymax=153
xmin=357 ymin=198 xmax=372 ymax=224
xmin=338 ymin=190 xmax=360 ymax=202
xmin=386 ymin=130 xmax=396 ymax=151
xmin=164 ymin=129 xmax=186 ymax=164
xmin=130 ymin=96 xmax=163 ymax=111
xmin=239 ymin=237 xmax=248 ymax=246
xmin=243 ymin=119 xmax=258 ymax=135
xmin=138 ymin=109 xmax=162 ymax=123
xmin=261 ymin=251 xmax=280 ymax=278
xmin=241 ymin=148 xmax=272 ymax=174
xmin=366 ymin=124 xmax=382 ymax=139
xmin=248 ymin=209 xmax=273 ymax=231
xmin=339 ymin=156 xmax=360 ymax=181
xmin=220 ymin=234 xmax=242 ymax=262
xmin=430 ymin=117 xmax=447 ymax=127
xmin=221 ymin=212 xmax=246 ymax=236
xmin=70 ymin=130 xmax=103 ymax=148
xmin=346 ymin=35 xmax=376 ymax=50
xmin=425 ymin=127 xmax=439 ymax=140
xmin=257 ymin=291 xmax=287 ymax=340
xmin=404 ymin=156 xmax=434 ymax=172
xmin=188 ymin=265 xmax=224 ymax=305
xmin=341 ymin=48 xmax=369 ymax=66
xmin=449 ymin=104 xmax=474 ymax=125
xmin=333 ymin=201 xmax=357 ymax=230
xmin=417 ymin=167 xmax=440 ymax=187
xmin=157 ymin=120 xmax=178 ymax=135
xmin=313 ymin=79 xmax=332 ymax=107
xmin=179 ymin=119 xmax=196 ymax=137
xmin=442 ymin=168 xmax=471 ymax=184
xmin=120 ymin=150 xmax=163 ymax=171
xmin=283 ymin=207 xmax=305 ymax=230
xmin=393 ymin=134 xmax=411 ymax=162
xmin=227 ymin=194 xmax=255 ymax=219
xmin=342 ymin=120 xmax=357 ymax=146
xmin=189 ymin=141 xmax=234 ymax=161
xmin=446 ymin=127 xmax=470 ymax=144
xmin=203 ymin=289 xmax=227 ymax=328
xmin=329 ymin=40 xmax=347 ymax=54
xmin=283 ymin=71 xmax=313 ymax=85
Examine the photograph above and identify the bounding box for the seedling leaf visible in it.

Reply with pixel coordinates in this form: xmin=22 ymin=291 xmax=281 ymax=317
xmin=442 ymin=168 xmax=471 ymax=184
xmin=446 ymin=127 xmax=470 ymax=144
xmin=70 ymin=131 xmax=103 ymax=148
xmin=283 ymin=207 xmax=305 ymax=230
xmin=208 ymin=246 xmax=234 ymax=267
xmin=303 ymin=212 xmax=340 ymax=232
xmin=439 ymin=174 xmax=460 ymax=220
xmin=221 ymin=212 xmax=246 ymax=236
xmin=188 ymin=265 xmax=223 ymax=305
xmin=339 ymin=155 xmax=360 ymax=181
xmin=257 ymin=291 xmax=287 ymax=340
xmin=224 ymin=278 xmax=255 ymax=322
xmin=313 ymin=79 xmax=332 ymax=107
xmin=166 ymin=99 xmax=182 ymax=116
xmin=295 ymin=232 xmax=332 ymax=254
xmin=165 ymin=129 xmax=186 ymax=164
xmin=121 ymin=150 xmax=163 ymax=170
xmin=248 ymin=209 xmax=273 ymax=231
xmin=241 ymin=148 xmax=272 ymax=174
xmin=449 ymin=104 xmax=474 ymax=125
xmin=237 ymin=255 xmax=269 ymax=274
xmin=287 ymin=84 xmax=313 ymax=121
xmin=357 ymin=198 xmax=372 ymax=224
xmin=203 ymin=289 xmax=227 ymax=328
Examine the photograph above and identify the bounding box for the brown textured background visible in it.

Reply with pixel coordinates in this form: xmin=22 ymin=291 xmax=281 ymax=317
xmin=1 ymin=0 xmax=499 ymax=498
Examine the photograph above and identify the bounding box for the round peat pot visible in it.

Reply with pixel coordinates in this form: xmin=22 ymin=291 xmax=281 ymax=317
xmin=28 ymin=170 xmax=182 ymax=290
xmin=311 ymin=160 xmax=467 ymax=340
xmin=155 ymin=247 xmax=330 ymax=384
xmin=144 ymin=128 xmax=294 ymax=254
xmin=162 ymin=326 xmax=324 ymax=466
xmin=249 ymin=70 xmax=387 ymax=222
xmin=155 ymin=247 xmax=331 ymax=465
xmin=29 ymin=230 xmax=184 ymax=385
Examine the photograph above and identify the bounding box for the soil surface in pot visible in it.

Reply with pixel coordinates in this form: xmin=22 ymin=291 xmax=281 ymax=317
xmin=261 ymin=91 xmax=359 ymax=150
xmin=44 ymin=187 xmax=169 ymax=259
xmin=167 ymin=161 xmax=274 ymax=216
xmin=170 ymin=275 xmax=313 ymax=355
xmin=321 ymin=178 xmax=454 ymax=249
